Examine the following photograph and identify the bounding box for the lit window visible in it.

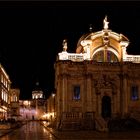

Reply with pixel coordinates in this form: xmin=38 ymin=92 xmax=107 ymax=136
xmin=93 ymin=50 xmax=118 ymax=62
xmin=4 ymin=92 xmax=5 ymax=101
xmin=93 ymin=51 xmax=104 ymax=62
xmin=73 ymin=86 xmax=80 ymax=100
xmin=131 ymin=86 xmax=139 ymax=100
xmin=4 ymin=78 xmax=5 ymax=86
xmin=5 ymin=81 xmax=7 ymax=88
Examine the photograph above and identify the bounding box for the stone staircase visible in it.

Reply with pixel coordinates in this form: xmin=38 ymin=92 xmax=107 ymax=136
xmin=108 ymin=117 xmax=140 ymax=131
xmin=95 ymin=116 xmax=108 ymax=132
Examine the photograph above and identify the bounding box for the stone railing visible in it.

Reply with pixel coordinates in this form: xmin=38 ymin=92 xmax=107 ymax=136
xmin=124 ymin=55 xmax=140 ymax=63
xmin=58 ymin=112 xmax=82 ymax=130
xmin=130 ymin=111 xmax=140 ymax=122
xmin=62 ymin=112 xmax=82 ymax=121
xmin=58 ymin=52 xmax=89 ymax=62
xmin=68 ymin=54 xmax=84 ymax=61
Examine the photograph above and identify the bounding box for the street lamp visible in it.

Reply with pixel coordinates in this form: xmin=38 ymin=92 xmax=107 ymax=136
xmin=52 ymin=93 xmax=55 ymax=119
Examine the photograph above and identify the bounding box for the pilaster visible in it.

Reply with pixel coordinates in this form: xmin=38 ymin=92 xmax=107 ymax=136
xmin=86 ymin=73 xmax=92 ymax=112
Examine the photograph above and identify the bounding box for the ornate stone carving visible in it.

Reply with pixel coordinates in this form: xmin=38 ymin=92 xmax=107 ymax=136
xmin=94 ymin=74 xmax=118 ymax=95
xmin=95 ymin=75 xmax=112 ymax=89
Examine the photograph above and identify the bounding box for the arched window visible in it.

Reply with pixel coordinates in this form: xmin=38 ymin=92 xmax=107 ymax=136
xmin=93 ymin=50 xmax=118 ymax=62
xmin=107 ymin=50 xmax=118 ymax=62
xmin=93 ymin=51 xmax=104 ymax=62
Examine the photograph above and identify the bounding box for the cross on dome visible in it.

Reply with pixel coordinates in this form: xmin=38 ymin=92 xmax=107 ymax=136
xmin=89 ymin=24 xmax=93 ymax=32
xmin=36 ymin=82 xmax=39 ymax=86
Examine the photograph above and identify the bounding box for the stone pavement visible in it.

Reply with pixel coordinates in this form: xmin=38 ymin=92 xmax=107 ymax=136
xmin=41 ymin=122 xmax=140 ymax=140
xmin=0 ymin=121 xmax=26 ymax=138
xmin=48 ymin=129 xmax=140 ymax=140
xmin=0 ymin=129 xmax=13 ymax=137
xmin=1 ymin=122 xmax=140 ymax=139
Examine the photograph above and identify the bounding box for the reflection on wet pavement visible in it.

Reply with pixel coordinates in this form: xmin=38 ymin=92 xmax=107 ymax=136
xmin=0 ymin=121 xmax=56 ymax=140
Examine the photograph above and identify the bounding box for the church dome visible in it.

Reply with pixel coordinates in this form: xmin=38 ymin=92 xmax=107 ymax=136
xmin=32 ymin=82 xmax=44 ymax=99
xmin=76 ymin=17 xmax=129 ymax=62
xmin=32 ymin=82 xmax=42 ymax=92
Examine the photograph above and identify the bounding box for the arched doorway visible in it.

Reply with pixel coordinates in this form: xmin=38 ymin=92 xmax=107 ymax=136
xmin=102 ymin=96 xmax=111 ymax=118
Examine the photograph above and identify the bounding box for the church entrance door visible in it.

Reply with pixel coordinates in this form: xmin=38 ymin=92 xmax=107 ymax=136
xmin=101 ymin=96 xmax=111 ymax=118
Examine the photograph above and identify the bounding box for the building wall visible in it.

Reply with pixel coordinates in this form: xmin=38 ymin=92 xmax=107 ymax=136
xmin=54 ymin=61 xmax=140 ymax=129
xmin=46 ymin=93 xmax=56 ymax=121
xmin=19 ymin=99 xmax=46 ymax=121
xmin=0 ymin=64 xmax=11 ymax=120
xmin=19 ymin=100 xmax=36 ymax=121
xmin=10 ymin=89 xmax=20 ymax=120
xmin=52 ymin=17 xmax=140 ymax=130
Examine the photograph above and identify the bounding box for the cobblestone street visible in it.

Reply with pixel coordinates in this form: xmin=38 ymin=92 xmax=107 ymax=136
xmin=0 ymin=121 xmax=56 ymax=140
xmin=1 ymin=121 xmax=140 ymax=140
xmin=48 ymin=129 xmax=140 ymax=140
xmin=42 ymin=122 xmax=140 ymax=140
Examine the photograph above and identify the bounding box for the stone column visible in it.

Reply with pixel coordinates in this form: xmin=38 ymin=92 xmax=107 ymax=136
xmin=112 ymin=93 xmax=116 ymax=116
xmin=56 ymin=75 xmax=61 ymax=128
xmin=117 ymin=88 xmax=120 ymax=114
xmin=62 ymin=74 xmax=67 ymax=112
xmin=123 ymin=74 xmax=128 ymax=115
xmin=119 ymin=73 xmax=123 ymax=116
xmin=86 ymin=73 xmax=92 ymax=112
xmin=120 ymin=72 xmax=128 ymax=116
xmin=104 ymin=46 xmax=107 ymax=62
xmin=120 ymin=40 xmax=129 ymax=62
xmin=93 ymin=87 xmax=96 ymax=112
xmin=99 ymin=94 xmax=102 ymax=116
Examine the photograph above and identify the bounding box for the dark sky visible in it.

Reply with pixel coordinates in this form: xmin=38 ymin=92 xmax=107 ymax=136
xmin=1 ymin=1 xmax=140 ymax=99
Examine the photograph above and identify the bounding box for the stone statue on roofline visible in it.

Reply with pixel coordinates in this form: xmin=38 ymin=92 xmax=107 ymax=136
xmin=63 ymin=39 xmax=67 ymax=52
xmin=103 ymin=16 xmax=109 ymax=30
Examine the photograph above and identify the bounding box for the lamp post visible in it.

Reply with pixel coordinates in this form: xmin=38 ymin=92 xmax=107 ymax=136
xmin=52 ymin=93 xmax=55 ymax=119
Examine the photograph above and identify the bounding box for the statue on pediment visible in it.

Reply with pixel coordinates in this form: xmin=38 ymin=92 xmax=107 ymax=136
xmin=103 ymin=16 xmax=109 ymax=30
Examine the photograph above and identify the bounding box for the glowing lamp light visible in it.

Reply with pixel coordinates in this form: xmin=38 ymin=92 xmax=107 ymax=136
xmin=52 ymin=93 xmax=55 ymax=97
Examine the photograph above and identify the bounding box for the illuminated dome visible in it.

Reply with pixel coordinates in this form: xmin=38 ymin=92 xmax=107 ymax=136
xmin=32 ymin=82 xmax=43 ymax=99
xmin=76 ymin=17 xmax=129 ymax=62
xmin=58 ymin=16 xmax=140 ymax=63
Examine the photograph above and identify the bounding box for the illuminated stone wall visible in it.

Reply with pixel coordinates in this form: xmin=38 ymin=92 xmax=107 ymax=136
xmin=10 ymin=88 xmax=20 ymax=120
xmin=54 ymin=17 xmax=140 ymax=130
xmin=0 ymin=64 xmax=11 ymax=120
xmin=55 ymin=61 xmax=140 ymax=130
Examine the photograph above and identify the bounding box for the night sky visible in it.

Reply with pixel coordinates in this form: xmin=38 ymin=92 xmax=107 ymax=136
xmin=1 ymin=1 xmax=140 ymax=99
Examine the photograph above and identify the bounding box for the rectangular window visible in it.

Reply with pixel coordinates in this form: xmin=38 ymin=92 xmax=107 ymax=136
xmin=73 ymin=86 xmax=80 ymax=100
xmin=131 ymin=86 xmax=139 ymax=100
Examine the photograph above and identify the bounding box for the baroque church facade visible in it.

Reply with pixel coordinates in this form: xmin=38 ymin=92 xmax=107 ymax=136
xmin=54 ymin=17 xmax=140 ymax=131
